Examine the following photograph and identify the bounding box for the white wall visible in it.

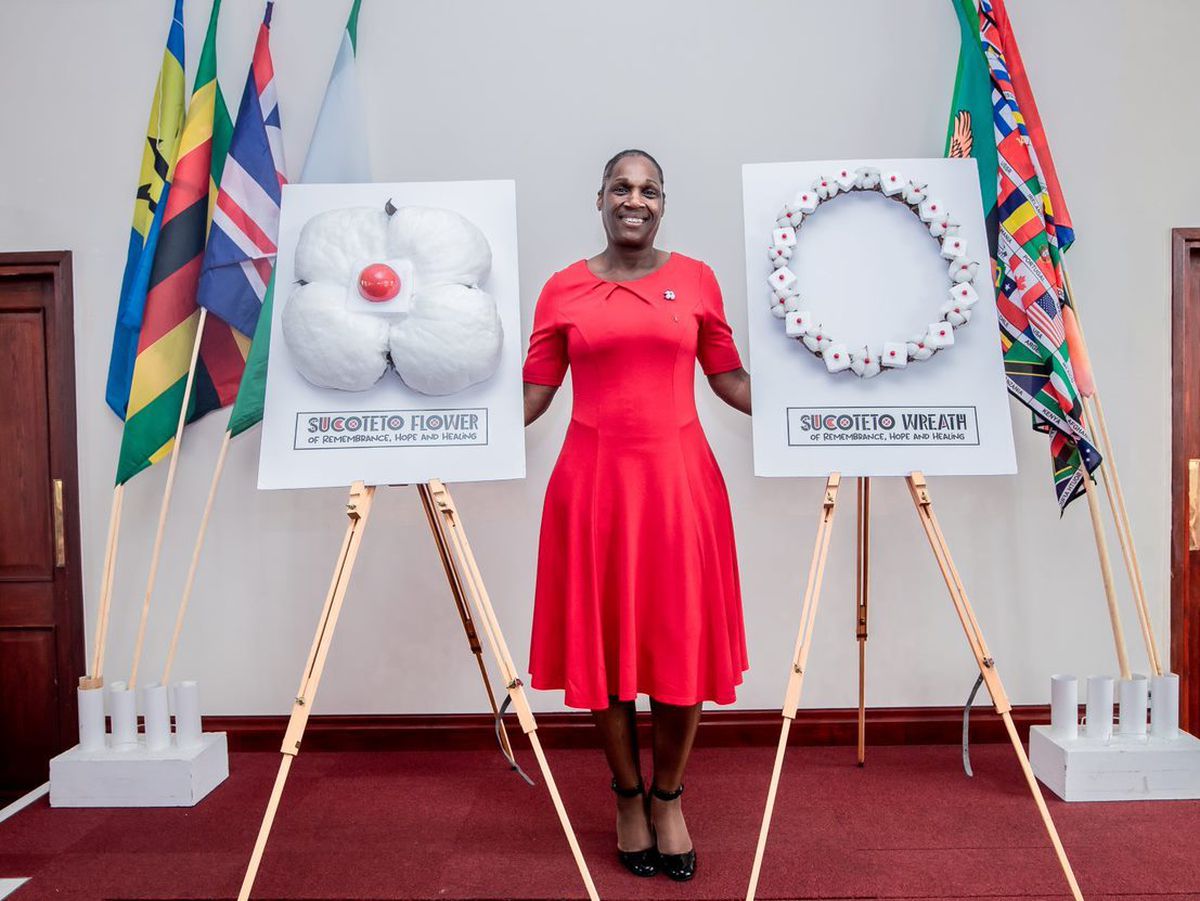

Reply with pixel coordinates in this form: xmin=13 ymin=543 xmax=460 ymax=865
xmin=0 ymin=0 xmax=1193 ymax=716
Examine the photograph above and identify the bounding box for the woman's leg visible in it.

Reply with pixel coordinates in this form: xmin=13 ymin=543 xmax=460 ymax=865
xmin=592 ymin=697 xmax=652 ymax=851
xmin=649 ymin=698 xmax=702 ymax=854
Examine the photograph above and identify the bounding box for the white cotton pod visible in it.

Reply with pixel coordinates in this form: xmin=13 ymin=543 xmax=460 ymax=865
xmin=769 ymin=295 xmax=789 ymax=318
xmin=904 ymin=181 xmax=929 ymax=205
xmin=824 ymin=343 xmax=851 ymax=373
xmin=282 ymin=282 xmax=391 ymax=391
xmin=390 ymin=284 xmax=503 ymax=395
xmin=386 ymin=206 xmax=492 ymax=288
xmin=803 ymin=329 xmax=832 ymax=354
xmin=855 ymin=167 xmax=881 ymax=190
xmin=294 ymin=207 xmax=390 ymax=284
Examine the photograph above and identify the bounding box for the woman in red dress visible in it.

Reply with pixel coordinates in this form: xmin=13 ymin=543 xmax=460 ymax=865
xmin=523 ymin=150 xmax=751 ymax=882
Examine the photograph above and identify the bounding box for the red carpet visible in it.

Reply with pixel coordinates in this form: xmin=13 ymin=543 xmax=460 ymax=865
xmin=2 ymin=744 xmax=1198 ymax=900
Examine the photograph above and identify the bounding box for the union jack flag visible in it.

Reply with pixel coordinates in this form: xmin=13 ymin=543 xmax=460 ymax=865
xmin=197 ymin=1 xmax=286 ymax=339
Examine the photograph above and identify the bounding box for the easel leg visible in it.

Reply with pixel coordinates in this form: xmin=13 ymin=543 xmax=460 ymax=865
xmin=856 ymin=477 xmax=870 ymax=767
xmin=905 ymin=473 xmax=1084 ymax=901
xmin=425 ymin=481 xmax=600 ymax=901
xmin=746 ymin=474 xmax=842 ymax=901
xmin=238 ymin=483 xmax=375 ymax=901
xmin=416 ymin=484 xmax=513 ymax=760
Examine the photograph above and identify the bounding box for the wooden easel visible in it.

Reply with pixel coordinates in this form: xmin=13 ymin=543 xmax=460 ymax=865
xmin=744 ymin=472 xmax=1085 ymax=901
xmin=237 ymin=479 xmax=600 ymax=901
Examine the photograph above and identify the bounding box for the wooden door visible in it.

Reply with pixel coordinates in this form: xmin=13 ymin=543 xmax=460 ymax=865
xmin=1172 ymin=230 xmax=1200 ymax=735
xmin=0 ymin=251 xmax=84 ymax=802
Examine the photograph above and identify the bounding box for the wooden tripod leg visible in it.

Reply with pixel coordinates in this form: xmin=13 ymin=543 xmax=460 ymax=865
xmin=856 ymin=477 xmax=870 ymax=766
xmin=746 ymin=474 xmax=842 ymax=901
xmin=416 ymin=483 xmax=512 ymax=759
xmin=906 ymin=473 xmax=1084 ymax=901
xmin=425 ymin=481 xmax=600 ymax=901
xmin=238 ymin=483 xmax=375 ymax=901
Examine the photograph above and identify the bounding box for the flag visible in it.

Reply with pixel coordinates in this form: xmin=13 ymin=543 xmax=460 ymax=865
xmin=116 ymin=0 xmax=249 ymax=485
xmin=946 ymin=0 xmax=1099 ymax=510
xmin=196 ymin=0 xmax=286 ymax=340
xmin=227 ymin=0 xmax=372 ymax=439
xmin=104 ymin=0 xmax=187 ymax=419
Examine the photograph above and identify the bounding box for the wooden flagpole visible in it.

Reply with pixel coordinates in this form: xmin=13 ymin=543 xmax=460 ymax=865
xmin=161 ymin=428 xmax=232 ymax=685
xmin=129 ymin=309 xmax=209 ymax=689
xmin=81 ymin=483 xmax=125 ymax=688
xmin=1062 ymin=264 xmax=1163 ymax=675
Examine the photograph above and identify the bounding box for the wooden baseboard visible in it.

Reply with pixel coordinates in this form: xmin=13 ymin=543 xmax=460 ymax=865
xmin=205 ymin=704 xmax=1052 ymax=753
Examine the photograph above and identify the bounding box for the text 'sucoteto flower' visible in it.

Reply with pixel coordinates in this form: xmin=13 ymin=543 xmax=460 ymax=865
xmin=282 ymin=203 xmax=503 ymax=396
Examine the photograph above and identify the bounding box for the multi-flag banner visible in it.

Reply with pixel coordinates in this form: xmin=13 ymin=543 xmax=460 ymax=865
xmin=228 ymin=0 xmax=371 ymax=439
xmin=105 ymin=0 xmax=186 ymax=421
xmin=196 ymin=1 xmax=286 ymax=341
xmin=946 ymin=0 xmax=1100 ymax=510
xmin=116 ymin=0 xmax=246 ymax=485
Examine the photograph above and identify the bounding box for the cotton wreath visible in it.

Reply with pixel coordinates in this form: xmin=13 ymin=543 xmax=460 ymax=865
xmin=767 ymin=166 xmax=979 ymax=378
xmin=282 ymin=202 xmax=503 ymax=395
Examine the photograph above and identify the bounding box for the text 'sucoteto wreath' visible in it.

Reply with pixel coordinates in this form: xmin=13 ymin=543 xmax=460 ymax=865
xmin=767 ymin=166 xmax=980 ymax=378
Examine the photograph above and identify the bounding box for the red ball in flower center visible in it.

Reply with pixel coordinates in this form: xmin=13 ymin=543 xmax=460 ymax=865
xmin=358 ymin=263 xmax=401 ymax=302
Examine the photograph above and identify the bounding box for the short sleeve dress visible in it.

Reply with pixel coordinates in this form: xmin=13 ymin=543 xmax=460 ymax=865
xmin=523 ymin=253 xmax=749 ymax=710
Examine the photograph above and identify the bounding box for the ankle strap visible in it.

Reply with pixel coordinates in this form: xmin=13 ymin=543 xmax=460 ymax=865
xmin=650 ymin=782 xmax=684 ymax=801
xmin=611 ymin=778 xmax=645 ymax=798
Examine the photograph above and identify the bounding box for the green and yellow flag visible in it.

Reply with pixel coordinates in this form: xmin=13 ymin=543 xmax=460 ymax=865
xmin=105 ymin=0 xmax=187 ymax=420
xmin=116 ymin=0 xmax=242 ymax=485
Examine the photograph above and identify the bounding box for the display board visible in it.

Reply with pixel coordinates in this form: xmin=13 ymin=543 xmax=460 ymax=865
xmin=258 ymin=180 xmax=525 ymax=489
xmin=742 ymin=158 xmax=1017 ymax=478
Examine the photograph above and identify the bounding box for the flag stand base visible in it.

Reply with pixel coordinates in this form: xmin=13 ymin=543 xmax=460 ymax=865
xmin=744 ymin=472 xmax=1086 ymax=901
xmin=236 ymin=480 xmax=600 ymax=901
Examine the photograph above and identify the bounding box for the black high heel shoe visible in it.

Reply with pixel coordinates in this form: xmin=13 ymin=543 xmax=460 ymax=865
xmin=612 ymin=779 xmax=659 ymax=877
xmin=651 ymin=782 xmax=696 ymax=882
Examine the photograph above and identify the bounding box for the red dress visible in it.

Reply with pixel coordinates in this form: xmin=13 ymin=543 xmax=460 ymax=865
xmin=523 ymin=253 xmax=749 ymax=710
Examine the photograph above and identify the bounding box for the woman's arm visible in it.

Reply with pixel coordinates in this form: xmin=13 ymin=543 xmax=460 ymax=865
xmin=707 ymin=367 xmax=751 ymax=415
xmin=524 ymin=382 xmax=558 ymax=425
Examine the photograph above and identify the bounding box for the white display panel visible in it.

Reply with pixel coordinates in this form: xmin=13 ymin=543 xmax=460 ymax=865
xmin=742 ymin=158 xmax=1017 ymax=478
xmin=258 ymin=180 xmax=525 ymax=489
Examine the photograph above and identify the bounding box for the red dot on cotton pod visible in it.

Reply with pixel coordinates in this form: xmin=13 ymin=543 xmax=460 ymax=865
xmin=939 ymin=329 xmax=947 ymax=337
xmin=358 ymin=263 xmax=400 ymax=302
xmin=931 ymin=204 xmax=937 ymax=211
xmin=889 ymin=350 xmax=896 ymax=357
xmin=786 ymin=212 xmax=793 ymax=218
xmin=960 ymin=287 xmax=968 ymax=295
xmin=890 ymin=176 xmax=897 ymax=181
xmin=918 ymin=342 xmax=925 ymax=349
xmin=833 ymin=353 xmax=840 ymax=360
xmin=821 ymin=181 xmax=828 ymax=187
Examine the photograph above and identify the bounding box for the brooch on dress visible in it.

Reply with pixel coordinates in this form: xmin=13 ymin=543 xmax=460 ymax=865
xmin=663 ymin=290 xmax=676 ymax=301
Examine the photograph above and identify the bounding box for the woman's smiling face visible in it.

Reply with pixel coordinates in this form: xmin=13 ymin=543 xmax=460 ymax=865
xmin=597 ymin=154 xmax=665 ymax=250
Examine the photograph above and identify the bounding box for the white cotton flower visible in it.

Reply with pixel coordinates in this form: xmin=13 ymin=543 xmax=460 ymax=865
xmin=282 ymin=202 xmax=504 ymax=395
xmin=282 ymin=282 xmax=391 ymax=391
xmin=294 ymin=207 xmax=390 ymax=284
xmin=386 ymin=206 xmax=492 ymax=289
xmin=389 ymin=284 xmax=503 ymax=396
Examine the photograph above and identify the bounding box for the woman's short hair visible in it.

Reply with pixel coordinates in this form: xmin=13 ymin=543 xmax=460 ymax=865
xmin=600 ymin=149 xmax=664 ymax=191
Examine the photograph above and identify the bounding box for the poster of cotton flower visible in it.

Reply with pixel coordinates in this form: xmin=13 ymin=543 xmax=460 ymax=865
xmin=257 ymin=181 xmax=524 ymax=490
xmin=742 ymin=158 xmax=1016 ymax=478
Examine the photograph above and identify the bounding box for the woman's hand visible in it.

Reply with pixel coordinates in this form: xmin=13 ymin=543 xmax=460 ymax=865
xmin=524 ymin=382 xmax=558 ymax=425
xmin=707 ymin=368 xmax=751 ymax=415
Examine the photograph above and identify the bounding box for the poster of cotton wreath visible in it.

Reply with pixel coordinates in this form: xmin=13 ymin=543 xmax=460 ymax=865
xmin=257 ymin=180 xmax=524 ymax=489
xmin=742 ymin=158 xmax=1017 ymax=478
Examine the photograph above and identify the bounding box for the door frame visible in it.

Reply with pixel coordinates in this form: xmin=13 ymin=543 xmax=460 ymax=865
xmin=0 ymin=250 xmax=84 ymax=756
xmin=1171 ymin=229 xmax=1200 ymax=734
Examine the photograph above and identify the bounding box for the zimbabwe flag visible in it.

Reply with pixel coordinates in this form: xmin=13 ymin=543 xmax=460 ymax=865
xmin=117 ymin=0 xmax=249 ymax=485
